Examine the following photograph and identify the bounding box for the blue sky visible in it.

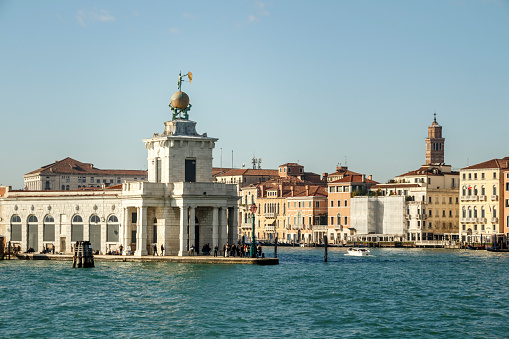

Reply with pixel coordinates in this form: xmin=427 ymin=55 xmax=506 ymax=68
xmin=1 ymin=0 xmax=508 ymax=189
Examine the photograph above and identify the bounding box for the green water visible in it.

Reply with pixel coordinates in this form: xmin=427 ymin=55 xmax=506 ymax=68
xmin=1 ymin=247 xmax=508 ymax=338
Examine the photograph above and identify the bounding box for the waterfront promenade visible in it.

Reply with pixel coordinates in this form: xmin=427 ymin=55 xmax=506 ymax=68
xmin=12 ymin=253 xmax=279 ymax=265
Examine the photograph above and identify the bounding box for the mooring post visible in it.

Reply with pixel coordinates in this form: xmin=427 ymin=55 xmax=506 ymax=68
xmin=324 ymin=235 xmax=328 ymax=262
xmin=274 ymin=236 xmax=278 ymax=258
xmin=8 ymin=241 xmax=11 ymax=260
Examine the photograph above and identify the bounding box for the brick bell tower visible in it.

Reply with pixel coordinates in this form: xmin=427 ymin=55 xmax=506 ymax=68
xmin=425 ymin=113 xmax=445 ymax=165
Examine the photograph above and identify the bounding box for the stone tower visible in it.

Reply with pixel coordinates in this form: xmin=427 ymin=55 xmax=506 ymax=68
xmin=144 ymin=119 xmax=216 ymax=184
xmin=425 ymin=114 xmax=445 ymax=165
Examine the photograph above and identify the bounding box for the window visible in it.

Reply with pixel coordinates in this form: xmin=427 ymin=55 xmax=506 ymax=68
xmin=474 ymin=173 xmax=477 ymax=179
xmin=481 ymin=173 xmax=485 ymax=179
xmin=468 ymin=173 xmax=471 ymax=180
xmin=493 ymin=172 xmax=497 ymax=179
xmin=449 ymin=197 xmax=452 ymax=204
xmin=309 ymin=201 xmax=311 ymax=208
xmin=330 ymin=216 xmax=334 ymax=225
xmin=107 ymin=215 xmax=120 ymax=242
xmin=10 ymin=215 xmax=22 ymax=241
xmin=131 ymin=212 xmax=137 ymax=223
xmin=429 ymin=210 xmax=432 ymax=216
xmin=330 ymin=200 xmax=334 ymax=207
xmin=493 ymin=185 xmax=497 ymax=196
xmin=315 ymin=201 xmax=320 ymax=208
xmin=449 ymin=211 xmax=452 ymax=217
xmin=344 ymin=200 xmax=348 ymax=207
xmin=344 ymin=216 xmax=348 ymax=225
xmin=429 ymin=197 xmax=432 ymax=203
xmin=462 ymin=173 xmax=466 ymax=180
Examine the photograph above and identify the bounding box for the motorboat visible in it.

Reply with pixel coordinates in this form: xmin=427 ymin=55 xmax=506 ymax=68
xmin=345 ymin=247 xmax=371 ymax=256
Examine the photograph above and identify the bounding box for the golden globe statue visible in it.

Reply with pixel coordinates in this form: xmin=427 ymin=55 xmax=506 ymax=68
xmin=169 ymin=71 xmax=193 ymax=120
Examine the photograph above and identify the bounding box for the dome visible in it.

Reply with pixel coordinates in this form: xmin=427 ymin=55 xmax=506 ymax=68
xmin=171 ymin=91 xmax=190 ymax=110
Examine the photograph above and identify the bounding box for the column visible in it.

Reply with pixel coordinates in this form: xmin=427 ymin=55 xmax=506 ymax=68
xmin=189 ymin=206 xmax=195 ymax=252
xmin=21 ymin=221 xmax=27 ymax=252
xmin=178 ymin=205 xmax=188 ymax=256
xmin=232 ymin=205 xmax=239 ymax=244
xmin=135 ymin=206 xmax=148 ymax=256
xmin=220 ymin=207 xmax=228 ymax=247
xmin=122 ymin=207 xmax=129 ymax=250
xmin=212 ymin=207 xmax=219 ymax=248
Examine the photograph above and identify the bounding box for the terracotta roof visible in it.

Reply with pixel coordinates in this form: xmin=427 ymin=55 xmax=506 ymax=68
xmin=462 ymin=157 xmax=509 ymax=170
xmin=213 ymin=168 xmax=278 ymax=177
xmin=279 ymin=163 xmax=302 ymax=167
xmin=329 ymin=175 xmax=378 ymax=184
xmin=371 ymin=183 xmax=421 ymax=189
xmin=284 ymin=185 xmax=328 ymax=198
xmin=25 ymin=157 xmax=146 ymax=177
xmin=397 ymin=166 xmax=459 ymax=177
xmin=328 ymin=169 xmax=361 ymax=177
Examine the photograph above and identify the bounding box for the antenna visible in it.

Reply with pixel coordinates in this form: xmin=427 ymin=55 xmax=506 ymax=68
xmin=220 ymin=148 xmax=223 ymax=169
xmin=345 ymin=156 xmax=348 ymax=167
xmin=258 ymin=158 xmax=262 ymax=169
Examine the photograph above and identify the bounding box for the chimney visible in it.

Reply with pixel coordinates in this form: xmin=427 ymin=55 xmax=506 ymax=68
xmin=290 ymin=186 xmax=294 ymax=197
xmin=260 ymin=185 xmax=265 ymax=198
xmin=368 ymin=175 xmax=372 ymax=181
xmin=305 ymin=185 xmax=309 ymax=196
xmin=361 ymin=174 xmax=365 ymax=182
xmin=279 ymin=184 xmax=283 ymax=197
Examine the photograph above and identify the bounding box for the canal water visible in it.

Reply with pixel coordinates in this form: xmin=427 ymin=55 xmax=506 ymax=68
xmin=1 ymin=247 xmax=508 ymax=338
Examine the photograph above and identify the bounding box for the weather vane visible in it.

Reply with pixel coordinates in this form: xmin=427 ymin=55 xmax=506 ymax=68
xmin=169 ymin=71 xmax=193 ymax=120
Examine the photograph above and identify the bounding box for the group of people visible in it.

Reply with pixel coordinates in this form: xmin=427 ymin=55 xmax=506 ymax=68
xmin=40 ymin=244 xmax=55 ymax=254
xmin=152 ymin=244 xmax=165 ymax=256
xmin=221 ymin=243 xmax=263 ymax=258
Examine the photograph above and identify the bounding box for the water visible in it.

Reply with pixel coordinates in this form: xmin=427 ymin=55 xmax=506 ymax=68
xmin=1 ymin=247 xmax=508 ymax=338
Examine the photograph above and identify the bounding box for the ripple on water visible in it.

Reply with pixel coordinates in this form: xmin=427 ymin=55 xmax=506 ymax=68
xmin=0 ymin=248 xmax=508 ymax=338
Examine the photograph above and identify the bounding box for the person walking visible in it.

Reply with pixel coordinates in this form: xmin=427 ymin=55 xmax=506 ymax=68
xmin=153 ymin=244 xmax=157 ymax=256
xmin=160 ymin=244 xmax=164 ymax=256
xmin=214 ymin=244 xmax=218 ymax=257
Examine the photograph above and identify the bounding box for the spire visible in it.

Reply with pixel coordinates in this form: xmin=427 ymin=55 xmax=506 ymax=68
xmin=433 ymin=112 xmax=437 ymax=124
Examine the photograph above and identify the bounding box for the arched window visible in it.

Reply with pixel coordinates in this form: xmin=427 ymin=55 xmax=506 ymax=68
xmin=66 ymin=185 xmax=70 ymax=190
xmin=493 ymin=185 xmax=497 ymax=196
xmin=89 ymin=215 xmax=101 ymax=249
xmin=481 ymin=186 xmax=485 ymax=196
xmin=71 ymin=215 xmax=84 ymax=241
xmin=337 ymin=213 xmax=341 ymax=225
xmin=468 ymin=208 xmax=472 ymax=218
xmin=106 ymin=215 xmax=119 ymax=242
xmin=473 ymin=207 xmax=477 ymax=218
xmin=473 ymin=186 xmax=478 ymax=195
xmin=10 ymin=214 xmax=22 ymax=241
xmin=27 ymin=215 xmax=39 ymax=252
xmin=61 ymin=185 xmax=65 ymax=190
xmin=43 ymin=215 xmax=55 ymax=242
xmin=462 ymin=207 xmax=466 ymax=218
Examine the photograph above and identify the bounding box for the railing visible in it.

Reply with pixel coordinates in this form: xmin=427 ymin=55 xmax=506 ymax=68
xmin=264 ymin=213 xmax=276 ymax=218
xmin=241 ymin=223 xmax=252 ymax=229
xmin=313 ymin=224 xmax=328 ymax=230
xmin=416 ymin=214 xmax=427 ymax=220
xmin=264 ymin=225 xmax=275 ymax=232
xmin=491 ymin=217 xmax=498 ymax=223
xmin=291 ymin=224 xmax=303 ymax=230
xmin=478 ymin=195 xmax=487 ymax=201
xmin=477 ymin=217 xmax=486 ymax=223
xmin=491 ymin=195 xmax=498 ymax=201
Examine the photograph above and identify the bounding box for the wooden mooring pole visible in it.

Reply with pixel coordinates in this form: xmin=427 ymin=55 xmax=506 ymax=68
xmin=324 ymin=235 xmax=328 ymax=262
xmin=274 ymin=236 xmax=278 ymax=258
xmin=72 ymin=241 xmax=95 ymax=268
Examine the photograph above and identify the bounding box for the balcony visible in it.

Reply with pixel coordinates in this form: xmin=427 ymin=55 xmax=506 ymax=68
xmin=264 ymin=212 xmax=277 ymax=218
xmin=460 ymin=196 xmax=468 ymax=202
xmin=405 ymin=214 xmax=411 ymax=220
xmin=491 ymin=195 xmax=498 ymax=201
xmin=491 ymin=217 xmax=498 ymax=223
xmin=416 ymin=214 xmax=427 ymax=220
xmin=265 ymin=225 xmax=275 ymax=232
xmin=478 ymin=195 xmax=487 ymax=202
xmin=241 ymin=223 xmax=252 ymax=230
xmin=467 ymin=196 xmax=478 ymax=201
xmin=477 ymin=217 xmax=486 ymax=223
xmin=313 ymin=224 xmax=328 ymax=231
xmin=291 ymin=224 xmax=304 ymax=230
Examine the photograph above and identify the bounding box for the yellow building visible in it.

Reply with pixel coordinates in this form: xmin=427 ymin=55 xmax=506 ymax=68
xmin=459 ymin=158 xmax=509 ymax=244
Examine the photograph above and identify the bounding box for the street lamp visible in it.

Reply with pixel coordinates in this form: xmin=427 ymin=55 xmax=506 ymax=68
xmin=250 ymin=201 xmax=258 ymax=258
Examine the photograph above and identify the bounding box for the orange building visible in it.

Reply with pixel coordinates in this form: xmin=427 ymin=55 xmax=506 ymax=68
xmin=328 ymin=174 xmax=377 ymax=244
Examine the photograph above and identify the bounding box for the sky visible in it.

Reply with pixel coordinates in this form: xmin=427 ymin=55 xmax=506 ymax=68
xmin=1 ymin=0 xmax=508 ymax=189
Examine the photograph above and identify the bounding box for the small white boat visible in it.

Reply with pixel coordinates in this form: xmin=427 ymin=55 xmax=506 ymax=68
xmin=345 ymin=247 xmax=371 ymax=256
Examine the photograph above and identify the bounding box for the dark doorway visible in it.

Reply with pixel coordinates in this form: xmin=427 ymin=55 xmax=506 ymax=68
xmin=185 ymin=159 xmax=196 ymax=182
xmin=195 ymin=216 xmax=200 ymax=254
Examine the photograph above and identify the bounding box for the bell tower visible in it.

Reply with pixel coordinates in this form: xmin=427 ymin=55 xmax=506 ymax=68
xmin=425 ymin=113 xmax=445 ymax=165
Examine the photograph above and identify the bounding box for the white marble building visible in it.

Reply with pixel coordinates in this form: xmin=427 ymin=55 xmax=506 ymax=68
xmin=0 ymin=106 xmax=238 ymax=256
